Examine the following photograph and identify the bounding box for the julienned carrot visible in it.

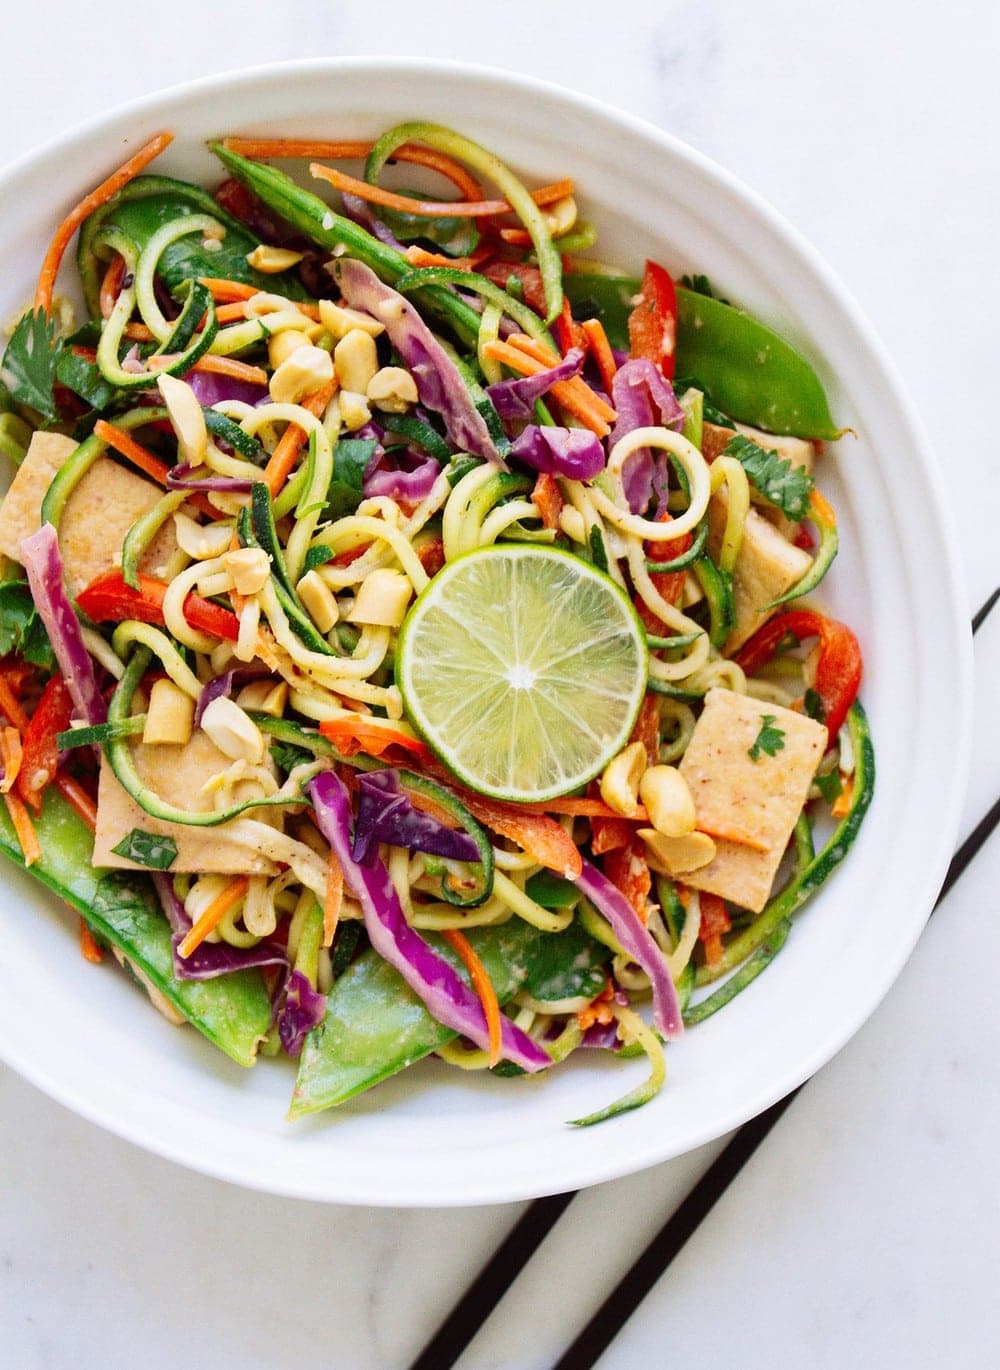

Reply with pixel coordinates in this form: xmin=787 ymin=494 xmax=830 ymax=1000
xmin=531 ymin=472 xmax=563 ymax=530
xmin=199 ymin=277 xmax=258 ymax=301
xmin=263 ymin=379 xmax=337 ymax=495
xmin=100 ymin=254 xmax=127 ymax=319
xmin=403 ymin=244 xmax=493 ymax=271
xmin=0 ymin=676 xmax=30 ymax=731
xmin=698 ymin=892 xmax=732 ymax=967
xmin=0 ymin=727 xmax=23 ymax=793
xmin=188 ymin=354 xmax=269 ymax=386
xmin=222 ymin=137 xmax=484 ymax=200
xmin=323 ymin=849 xmax=343 ymax=948
xmin=506 ymin=333 xmax=617 ymax=422
xmin=581 ymin=318 xmax=618 ymax=395
xmin=54 ymin=773 xmax=98 ymax=831
xmin=4 ymin=790 xmax=41 ymax=866
xmin=441 ymin=928 xmax=503 ymax=1068
xmin=310 ymin=162 xmax=574 ymax=220
xmin=94 ymin=420 xmax=171 ymax=485
xmin=319 ymin=715 xmax=432 ymax=763
xmin=831 ymin=776 xmax=853 ymax=820
xmin=36 ymin=132 xmax=173 ymax=313
xmin=480 ymin=339 xmax=612 ymax=437
xmin=177 ymin=876 xmax=250 ymax=959
xmin=459 ymin=792 xmax=582 ymax=880
xmin=78 ymin=919 xmax=104 ymax=964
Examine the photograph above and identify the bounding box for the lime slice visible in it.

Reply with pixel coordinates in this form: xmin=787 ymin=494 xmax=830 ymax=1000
xmin=396 ymin=546 xmax=648 ymax=802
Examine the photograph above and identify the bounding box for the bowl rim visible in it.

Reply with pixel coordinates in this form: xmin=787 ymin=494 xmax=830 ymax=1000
xmin=0 ymin=55 xmax=973 ymax=1205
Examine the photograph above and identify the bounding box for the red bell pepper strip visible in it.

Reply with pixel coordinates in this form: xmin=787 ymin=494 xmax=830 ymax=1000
xmin=553 ymin=295 xmax=585 ymax=355
xmin=603 ymin=834 xmax=652 ymax=921
xmin=628 ymin=260 xmax=678 ymax=379
xmin=16 ymin=677 xmax=73 ymax=813
xmin=734 ymin=609 xmax=862 ymax=744
xmin=76 ymin=570 xmax=241 ymax=644
xmin=698 ymin=891 xmax=732 ymax=968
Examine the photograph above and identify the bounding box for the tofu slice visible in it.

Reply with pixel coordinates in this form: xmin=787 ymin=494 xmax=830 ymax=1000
xmin=706 ymin=488 xmax=812 ymax=653
xmin=0 ymin=431 xmax=178 ymax=597
xmin=93 ymin=732 xmax=280 ymax=875
xmin=679 ymin=688 xmax=826 ymax=912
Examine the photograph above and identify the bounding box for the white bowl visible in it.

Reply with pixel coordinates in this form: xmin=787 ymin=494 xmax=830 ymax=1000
xmin=0 ymin=58 xmax=971 ymax=1206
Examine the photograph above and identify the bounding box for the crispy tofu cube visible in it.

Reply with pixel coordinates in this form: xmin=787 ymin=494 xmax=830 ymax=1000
xmin=0 ymin=432 xmax=178 ymax=597
xmin=678 ymin=688 xmax=826 ymax=912
xmin=93 ymin=731 xmax=280 ymax=875
xmin=707 ymin=489 xmax=813 ymax=653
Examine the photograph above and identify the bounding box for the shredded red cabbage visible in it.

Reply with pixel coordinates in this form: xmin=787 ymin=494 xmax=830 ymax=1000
xmin=509 ymin=424 xmax=605 ymax=480
xmin=352 ymin=769 xmax=479 ymax=865
xmin=609 ymin=360 xmax=684 ymax=512
xmin=152 ymin=872 xmax=289 ymax=983
xmin=184 ymin=369 xmax=267 ymax=409
xmin=362 ymin=455 xmax=440 ymax=503
xmin=333 ymin=259 xmax=501 ymax=464
xmin=309 ymin=771 xmax=549 ymax=1071
xmin=341 ymin=192 xmax=407 ymax=251
xmin=486 ymin=348 xmax=585 ymax=421
xmin=575 ymin=859 xmax=683 ymax=1039
xmin=20 ymin=524 xmax=107 ymax=726
xmin=277 ymin=969 xmax=328 ymax=1057
xmin=166 ymin=463 xmax=254 ymax=493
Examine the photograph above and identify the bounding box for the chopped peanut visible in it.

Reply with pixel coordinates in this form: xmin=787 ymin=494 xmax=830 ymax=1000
xmin=143 ymin=679 xmax=195 ymax=746
xmin=334 ymin=328 xmax=379 ymax=395
xmin=638 ymin=765 xmax=696 ymax=837
xmin=599 ymin=741 xmax=646 ymax=817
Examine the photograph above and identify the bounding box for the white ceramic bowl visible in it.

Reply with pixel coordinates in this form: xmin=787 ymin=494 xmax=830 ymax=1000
xmin=0 ymin=59 xmax=971 ymax=1206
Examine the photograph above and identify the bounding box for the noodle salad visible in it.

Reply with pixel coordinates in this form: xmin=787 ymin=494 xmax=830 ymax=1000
xmin=0 ymin=124 xmax=872 ymax=1124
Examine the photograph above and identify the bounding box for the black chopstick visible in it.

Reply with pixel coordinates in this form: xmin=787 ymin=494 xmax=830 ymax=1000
xmin=411 ymin=587 xmax=1000 ymax=1370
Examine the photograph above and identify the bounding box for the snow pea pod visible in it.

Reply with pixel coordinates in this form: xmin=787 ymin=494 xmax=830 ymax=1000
xmin=0 ymin=788 xmax=271 ymax=1066
xmin=562 ymin=271 xmax=841 ymax=439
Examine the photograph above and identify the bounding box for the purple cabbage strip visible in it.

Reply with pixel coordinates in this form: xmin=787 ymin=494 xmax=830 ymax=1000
xmin=609 ymin=360 xmax=685 ymax=513
xmin=333 ymin=259 xmax=501 ymax=464
xmin=509 ymin=425 xmax=606 ymax=481
xmin=352 ymin=769 xmax=479 ymax=866
xmin=341 ymin=192 xmax=407 ymax=251
xmin=309 ymin=771 xmax=549 ymax=1071
xmin=575 ymin=859 xmax=683 ymax=1039
xmin=166 ymin=463 xmax=254 ymax=494
xmin=486 ymin=347 xmax=585 ymax=421
xmin=19 ymin=523 xmax=106 ymax=726
xmin=151 ymin=873 xmax=289 ymax=984
xmin=277 ymin=969 xmax=328 ymax=1057
xmin=363 ymin=455 xmax=440 ymax=503
xmin=184 ymin=369 xmax=267 ymax=409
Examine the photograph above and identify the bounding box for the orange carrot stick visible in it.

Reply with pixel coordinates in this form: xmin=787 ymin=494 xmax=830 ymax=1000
xmin=99 ymin=254 xmax=127 ymax=319
xmin=54 ymin=773 xmax=98 ymax=831
xmin=480 ymin=339 xmax=612 ymax=437
xmin=78 ymin=919 xmax=104 ymax=964
xmin=223 ymin=138 xmax=484 ymax=200
xmin=506 ymin=333 xmax=617 ymax=422
xmin=36 ymin=132 xmax=173 ymax=313
xmin=310 ymin=162 xmax=574 ymax=220
xmin=263 ymin=379 xmax=337 ymax=495
xmin=581 ymin=318 xmax=618 ymax=395
xmin=441 ymin=928 xmax=503 ymax=1067
xmin=199 ymin=277 xmax=258 ymax=302
xmin=0 ymin=727 xmax=23 ymax=792
xmin=0 ymin=677 xmax=30 ymax=731
xmin=187 ymin=354 xmax=269 ymax=386
xmin=94 ymin=420 xmax=171 ymax=485
xmin=4 ymin=791 xmax=41 ymax=865
xmin=323 ymin=849 xmax=343 ymax=948
xmin=531 ymin=471 xmax=563 ymax=530
xmin=177 ymin=876 xmax=250 ymax=960
xmin=831 ymin=776 xmax=853 ymax=820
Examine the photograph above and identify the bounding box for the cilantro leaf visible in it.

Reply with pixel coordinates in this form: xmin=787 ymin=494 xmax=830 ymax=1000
xmin=324 ymin=438 xmax=377 ymax=521
xmin=111 ymin=828 xmax=179 ymax=871
xmin=270 ymin=740 xmax=314 ymax=775
xmin=748 ymin=714 xmax=786 ymax=762
xmin=54 ymin=347 xmax=119 ymax=412
xmin=0 ymin=309 xmax=63 ymax=421
xmin=815 ymin=770 xmax=843 ymax=804
xmin=723 ymin=433 xmax=814 ymax=521
xmin=0 ymin=580 xmax=55 ymax=669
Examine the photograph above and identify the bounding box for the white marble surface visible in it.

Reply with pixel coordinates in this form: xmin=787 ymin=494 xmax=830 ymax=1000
xmin=1 ymin=3 xmax=997 ymax=1367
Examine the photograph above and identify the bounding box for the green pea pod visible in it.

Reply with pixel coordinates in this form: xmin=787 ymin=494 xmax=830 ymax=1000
xmin=0 ymin=788 xmax=271 ymax=1066
xmin=289 ymin=919 xmax=548 ymax=1117
xmin=77 ymin=173 xmax=308 ymax=318
xmin=562 ymin=271 xmax=842 ymax=439
xmin=207 ymin=145 xmax=482 ymax=348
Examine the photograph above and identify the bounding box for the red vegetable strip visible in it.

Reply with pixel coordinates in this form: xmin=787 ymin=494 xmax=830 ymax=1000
xmin=319 ymin=715 xmax=433 ymax=764
xmin=627 ymin=259 xmax=678 ymax=380
xmin=530 ymin=471 xmax=563 ymax=530
xmin=734 ymin=609 xmax=862 ymax=744
xmin=54 ymin=773 xmax=98 ymax=831
xmin=603 ymin=836 xmax=652 ymax=921
xmin=76 ymin=569 xmax=241 ymax=644
xmin=35 ymin=132 xmax=173 ymax=313
xmin=16 ymin=677 xmax=73 ymax=813
xmin=441 ymin=928 xmax=503 ymax=1068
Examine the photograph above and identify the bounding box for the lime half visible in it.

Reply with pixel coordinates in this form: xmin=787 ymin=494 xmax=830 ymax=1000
xmin=396 ymin=546 xmax=648 ymax=802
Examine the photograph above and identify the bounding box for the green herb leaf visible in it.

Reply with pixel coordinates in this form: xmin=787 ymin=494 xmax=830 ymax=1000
xmin=524 ymin=870 xmax=582 ymax=910
xmin=0 ymin=580 xmax=55 ymax=668
xmin=110 ymin=828 xmax=179 ymax=870
xmin=679 ymin=273 xmax=731 ymax=306
xmin=270 ymin=740 xmax=314 ymax=775
xmin=325 ymin=438 xmax=377 ymax=521
xmin=54 ymin=347 xmax=119 ymax=412
xmin=748 ymin=714 xmax=786 ymax=762
xmin=0 ymin=310 xmax=63 ymax=421
xmin=815 ymin=770 xmax=844 ymax=804
xmin=588 ymin=524 xmax=609 ymax=572
xmin=723 ymin=433 xmax=814 ymax=521
xmin=803 ymin=687 xmax=826 ymax=723
xmin=521 ymin=919 xmax=612 ymax=1003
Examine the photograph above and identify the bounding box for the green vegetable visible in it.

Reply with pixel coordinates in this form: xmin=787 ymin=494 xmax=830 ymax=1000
xmin=0 ymin=310 xmax=62 ymax=421
xmin=815 ymin=769 xmax=844 ymax=805
xmin=679 ymin=386 xmax=704 ymax=450
xmin=0 ymin=580 xmax=55 ymax=669
xmin=382 ymin=413 xmax=452 ymax=464
xmin=768 ymin=501 xmax=839 ymax=608
xmin=524 ymin=870 xmax=582 ymax=910
xmin=692 ymin=555 xmax=735 ymax=648
xmin=393 ymin=265 xmax=553 ymax=346
xmin=588 ymin=525 xmax=609 ymax=572
xmin=748 ymin=714 xmax=786 ymax=762
xmin=679 ymin=273 xmax=730 ymax=305
xmin=56 ymin=717 xmax=145 ymax=750
xmin=240 ymin=487 xmax=334 ymax=658
xmin=330 ymin=920 xmax=363 ymax=980
xmin=562 ymin=270 xmax=841 ymax=439
xmin=377 ymin=191 xmax=480 ymax=257
xmin=723 ymin=433 xmax=814 ymax=521
xmin=0 ymin=412 xmax=33 ymax=464
xmin=397 ymin=767 xmax=494 ymax=907
xmin=645 ymin=520 xmax=707 ymax=573
xmin=110 ymin=828 xmax=179 ymax=870
xmin=325 ymin=437 xmax=377 ymax=520
xmin=270 ymin=739 xmax=315 ymax=775
xmin=683 ymin=917 xmax=790 ymax=1025
xmin=803 ymin=687 xmax=825 ymax=723
xmin=121 ymin=490 xmax=187 ymax=590
xmin=0 ymin=788 xmax=271 ymax=1066
xmin=54 ymin=347 xmax=121 ymax=413
xmin=520 ymin=918 xmax=611 ymax=1003
xmin=203 ymin=410 xmax=267 ymax=465
xmin=289 ymin=919 xmax=548 ymax=1116
xmin=697 ymin=701 xmax=874 ymax=986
